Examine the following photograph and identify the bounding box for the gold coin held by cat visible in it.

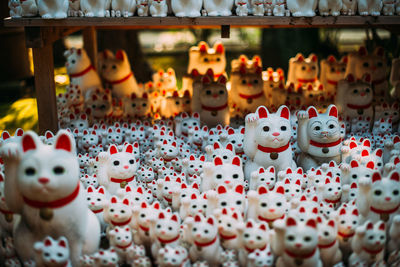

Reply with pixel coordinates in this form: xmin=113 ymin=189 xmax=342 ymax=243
xmin=4 ymin=214 xmax=13 ymax=223
xmin=270 ymin=152 xmax=279 ymax=160
xmin=247 ymin=98 xmax=253 ymax=104
xmin=120 ymin=181 xmax=128 ymax=188
xmin=381 ymin=213 xmax=389 ymax=222
xmin=40 ymin=208 xmax=54 ymax=221
xmin=357 ymin=109 xmax=364 ymax=115
xmin=295 ymin=258 xmax=303 ymax=266
xmin=211 ymin=111 xmax=218 ymax=117
xmin=322 ymin=147 xmax=329 ymax=154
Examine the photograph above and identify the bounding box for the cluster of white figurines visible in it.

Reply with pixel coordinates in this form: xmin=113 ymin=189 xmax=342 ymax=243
xmin=8 ymin=0 xmax=400 ymax=18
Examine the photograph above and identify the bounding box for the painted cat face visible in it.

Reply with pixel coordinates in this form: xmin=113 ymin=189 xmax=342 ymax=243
xmin=200 ymin=72 xmax=228 ymax=107
xmin=105 ymin=196 xmax=132 ymax=223
xmin=232 ymin=62 xmax=263 ymax=95
xmin=34 ymin=237 xmax=70 ymax=266
xmin=81 ymin=174 xmax=99 ymax=189
xmin=254 ymin=106 xmax=292 ymax=147
xmin=179 ymin=112 xmax=200 ymax=135
xmin=188 ymin=42 xmax=226 ymax=76
xmin=208 ymin=156 xmax=244 ymax=189
xmin=216 ymin=184 xmax=246 ymax=214
xmin=99 ymin=50 xmax=131 ymax=80
xmin=216 ymin=208 xmax=242 ymax=237
xmin=109 ymin=226 xmax=132 ymax=247
xmin=248 ymin=246 xmax=274 ymax=267
xmin=18 ymin=131 xmax=79 ymax=201
xmin=251 ymin=166 xmax=276 ymax=190
xmin=359 ymin=221 xmax=386 ymax=250
xmin=256 ymin=185 xmax=287 ymax=220
xmin=105 ymin=128 xmax=123 ymax=146
xmin=106 ymin=144 xmax=138 ymax=178
xmin=64 ymin=48 xmax=91 ymax=74
xmin=153 ymin=68 xmax=177 ymax=92
xmin=317 ymin=219 xmax=338 ymax=246
xmin=284 ymin=217 xmax=318 ymax=254
xmin=86 ymin=186 xmax=106 ymax=212
xmin=306 ymin=105 xmax=341 ymax=142
xmin=125 ymin=93 xmax=151 ymax=118
xmin=69 ymin=113 xmax=89 ymax=131
xmin=351 ymin=116 xmax=371 ymax=133
xmin=291 ymin=53 xmax=319 ymax=82
xmin=93 ymin=248 xmax=119 ymax=267
xmin=369 ymin=172 xmax=400 ymax=211
xmin=155 ymin=212 xmax=181 ymax=240
xmin=126 ymin=126 xmax=146 ymax=143
xmin=347 ymin=47 xmax=387 ymax=82
xmin=242 ymin=220 xmax=269 ymax=250
xmin=322 ymin=55 xmax=347 ymax=82
xmin=322 ymin=176 xmax=342 ymax=201
xmin=185 ymin=154 xmax=205 ymax=176
xmin=86 ymin=89 xmax=113 ymax=119
xmin=158 ymin=245 xmax=188 ymax=267
xmin=225 ymin=127 xmax=245 ymax=153
xmin=340 ymin=73 xmax=373 ymax=106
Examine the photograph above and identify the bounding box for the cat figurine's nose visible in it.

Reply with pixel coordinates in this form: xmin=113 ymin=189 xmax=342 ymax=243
xmin=38 ymin=178 xmax=50 ymax=184
xmin=272 ymin=132 xmax=280 ymax=136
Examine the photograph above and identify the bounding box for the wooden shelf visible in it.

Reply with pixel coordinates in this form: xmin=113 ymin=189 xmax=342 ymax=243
xmin=4 ymin=16 xmax=400 ymax=29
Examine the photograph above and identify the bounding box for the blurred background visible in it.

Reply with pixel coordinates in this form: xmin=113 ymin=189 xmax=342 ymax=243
xmin=0 ymin=1 xmax=399 ymax=134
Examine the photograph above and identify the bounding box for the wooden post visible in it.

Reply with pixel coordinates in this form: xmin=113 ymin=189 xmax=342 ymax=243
xmin=221 ymin=25 xmax=230 ymax=39
xmin=83 ymin=27 xmax=98 ymax=68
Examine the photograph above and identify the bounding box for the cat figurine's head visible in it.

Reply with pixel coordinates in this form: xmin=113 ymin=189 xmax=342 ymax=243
xmin=215 ymin=184 xmax=246 ymax=215
xmin=34 ymin=236 xmax=70 ymax=267
xmin=86 ymin=186 xmax=106 ymax=212
xmin=199 ymin=69 xmax=228 ymax=107
xmin=206 ymin=141 xmax=236 ymax=163
xmin=321 ymin=176 xmax=342 ymax=203
xmin=367 ymin=172 xmax=400 ymax=213
xmin=124 ymin=93 xmax=151 ymax=118
xmin=188 ymin=42 xmax=226 ymax=76
xmin=336 ymin=206 xmax=359 ymax=238
xmin=109 ymin=226 xmax=133 ymax=248
xmin=105 ymin=144 xmax=138 ymax=179
xmin=320 ymin=55 xmax=347 ymax=87
xmin=81 ymin=174 xmax=99 ymax=189
xmin=223 ymin=127 xmax=245 ymax=155
xmin=64 ymin=48 xmax=92 ymax=75
xmin=215 ymin=207 xmax=243 ymax=240
xmin=351 ymin=116 xmax=371 ymax=133
xmin=104 ymin=196 xmax=132 ymax=224
xmin=247 ymin=246 xmax=274 ymax=267
xmin=231 ymin=55 xmax=263 ymax=96
xmin=158 ymin=245 xmax=189 ymax=267
xmin=282 ymin=217 xmax=319 ymax=256
xmin=253 ymin=105 xmax=292 ymax=148
xmin=242 ymin=219 xmax=269 ymax=251
xmin=338 ymin=73 xmax=373 ymax=109
xmin=153 ymin=68 xmax=177 ymax=93
xmin=99 ymin=50 xmax=132 ymax=82
xmin=289 ymin=53 xmax=319 ymax=85
xmin=252 ymin=185 xmax=288 ymax=221
xmin=18 ymin=131 xmax=79 ymax=202
xmin=177 ymin=112 xmax=200 ymax=136
xmin=357 ymin=220 xmax=386 ymax=252
xmin=317 ymin=218 xmax=338 ymax=248
xmin=250 ymin=166 xmax=276 ymax=190
xmin=68 ymin=113 xmax=89 ymax=132
xmin=93 ymin=248 xmax=119 ymax=267
xmin=155 ymin=211 xmax=181 ymax=241
xmin=203 ymin=156 xmax=244 ymax=190
xmin=190 ymin=214 xmax=219 ymax=245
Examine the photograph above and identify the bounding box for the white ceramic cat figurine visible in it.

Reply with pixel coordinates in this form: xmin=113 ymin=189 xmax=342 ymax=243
xmin=158 ymin=245 xmax=190 ymax=267
xmin=97 ymin=143 xmax=139 ymax=195
xmin=287 ymin=0 xmax=317 ymax=16
xmin=273 ymin=0 xmax=287 ymax=15
xmin=214 ymin=207 xmax=243 ymax=250
xmin=349 ymin=220 xmax=386 ymax=266
xmin=358 ymin=0 xmax=382 ymax=14
xmin=356 ymin=171 xmax=400 ymax=224
xmin=187 ymin=42 xmax=226 ymax=76
xmin=272 ymin=217 xmax=322 ymax=267
xmin=0 ymin=130 xmax=100 ymax=265
xmin=236 ymin=0 xmax=249 ymax=15
xmin=318 ymin=0 xmax=342 ymax=15
xmin=341 ymin=0 xmax=357 ymax=14
xmin=204 ymin=0 xmax=234 ymax=15
xmin=111 ymin=0 xmax=136 ymax=17
xmin=99 ymin=50 xmax=141 ymax=99
xmin=185 ymin=214 xmax=223 ymax=267
xmin=317 ymin=219 xmax=342 ymax=266
xmin=37 ymin=0 xmax=69 ymax=18
xmin=297 ymin=105 xmax=342 ymax=171
xmin=64 ymin=48 xmax=102 ymax=94
xmin=109 ymin=226 xmax=135 ymax=263
xmin=34 ymin=236 xmax=72 ymax=267
xmin=288 ymin=53 xmax=319 ymax=86
xmin=319 ymin=55 xmax=347 ymax=96
xmin=335 ymin=207 xmax=359 ymax=259
xmin=383 ymin=0 xmax=396 ymax=14
xmin=252 ymin=0 xmax=265 ymax=15
xmin=263 ymin=0 xmax=274 ymax=15
xmin=171 ymin=0 xmax=202 ymax=16
xmin=80 ymin=0 xmax=109 ymax=16
xmin=86 ymin=185 xmax=108 ymax=232
xmin=20 ymin=0 xmax=38 ymax=16
xmin=150 ymin=0 xmax=168 ymax=17
xmin=193 ymin=69 xmax=230 ymax=127
xmin=9 ymin=0 xmax=22 ymax=18
xmin=68 ymin=0 xmax=81 ymax=16
xmin=250 ymin=166 xmax=276 ymax=190
xmin=244 ymin=105 xmax=295 ymax=179
xmin=137 ymin=0 xmax=149 ymax=15
xmin=93 ymin=248 xmax=119 ymax=267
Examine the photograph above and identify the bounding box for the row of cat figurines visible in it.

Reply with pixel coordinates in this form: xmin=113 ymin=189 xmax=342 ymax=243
xmin=8 ymin=0 xmax=400 ymax=19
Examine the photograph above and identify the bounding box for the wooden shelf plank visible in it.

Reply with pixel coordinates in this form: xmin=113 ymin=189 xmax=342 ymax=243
xmin=4 ymin=16 xmax=400 ymax=28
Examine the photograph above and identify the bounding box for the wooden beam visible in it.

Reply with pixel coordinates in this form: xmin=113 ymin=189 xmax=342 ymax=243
xmin=25 ymin=26 xmax=82 ymax=48
xmin=32 ymin=43 xmax=58 ymax=134
xmin=83 ymin=27 xmax=98 ymax=68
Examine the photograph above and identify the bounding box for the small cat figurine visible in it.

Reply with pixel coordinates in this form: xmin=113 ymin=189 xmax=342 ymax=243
xmin=188 ymin=42 xmax=226 ymax=77
xmin=98 ymin=49 xmax=141 ymax=99
xmin=137 ymin=0 xmax=149 ymax=16
xmin=152 ymin=68 xmax=178 ymax=95
xmin=317 ymin=219 xmax=342 ymax=267
xmin=383 ymin=0 xmax=396 ymax=14
xmin=272 ymin=217 xmax=322 ymax=267
xmin=111 ymin=0 xmax=136 ymax=17
xmin=349 ymin=220 xmax=386 ymax=266
xmin=20 ymin=0 xmax=38 ymax=16
xmin=158 ymin=245 xmax=190 ymax=267
xmin=174 ymin=112 xmax=201 ymax=138
xmin=185 ymin=214 xmax=222 ymax=267
xmin=123 ymin=93 xmax=151 ymax=119
xmin=273 ymin=0 xmax=288 ymax=15
xmin=93 ymin=248 xmax=119 ymax=267
xmin=150 ymin=0 xmax=168 ymax=17
xmin=86 ymin=185 xmax=108 ymax=232
xmin=235 ymin=0 xmax=249 ymax=16
xmin=335 ymin=207 xmax=359 ymax=259
xmin=64 ymin=48 xmax=102 ymax=94
xmin=68 ymin=0 xmax=81 ymax=16
xmin=287 ymin=0 xmax=317 ymax=16
xmin=318 ymin=0 xmax=342 ymax=15
xmin=288 ymin=53 xmax=319 ymax=86
xmin=80 ymin=0 xmax=109 ymax=16
xmin=0 ymin=131 xmax=100 ymax=265
xmin=341 ymin=0 xmax=357 ymax=14
xmin=244 ymin=105 xmax=295 ymax=179
xmin=109 ymin=226 xmax=135 ymax=263
xmin=263 ymin=0 xmax=274 ymax=15
xmin=204 ymin=0 xmax=234 ymax=15
xmin=250 ymin=166 xmax=276 ymax=190
xmin=319 ymin=55 xmax=347 ymax=96
xmin=356 ymin=172 xmax=400 ymax=224
xmin=192 ymin=69 xmax=230 ymax=127
xmin=247 ymin=246 xmax=274 ymax=267
xmin=103 ymin=196 xmax=134 ymax=232
xmin=297 ymin=105 xmax=342 ymax=171
xmin=171 ymin=0 xmax=202 ymax=16
xmin=37 ymin=0 xmax=69 ymax=18
xmin=358 ymin=0 xmax=382 ymax=14
xmin=34 ymin=236 xmax=72 ymax=267
xmin=9 ymin=0 xmax=22 ymax=18
xmin=214 ymin=207 xmax=243 ymax=250
xmin=97 ymin=143 xmax=139 ymax=195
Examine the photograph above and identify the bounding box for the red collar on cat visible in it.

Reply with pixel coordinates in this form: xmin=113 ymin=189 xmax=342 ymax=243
xmin=285 ymin=247 xmax=317 ymax=259
xmin=163 ymin=196 xmax=172 ymax=203
xmin=23 ymin=182 xmax=80 ymax=209
xmin=182 ymin=132 xmax=188 ymax=137
xmin=111 ymin=217 xmax=132 ymax=227
xmin=318 ymin=239 xmax=337 ymax=249
xmin=346 ymin=103 xmax=372 ymax=110
xmin=157 ymin=234 xmax=180 ymax=244
xmin=69 ymin=65 xmax=95 ymax=78
xmin=257 ymin=142 xmax=290 ymax=153
xmin=309 ymin=138 xmax=342 ymax=148
xmin=201 ymin=103 xmax=228 ymax=111
xmin=92 ymin=208 xmax=103 ymax=214
xmin=370 ymin=204 xmax=399 ymax=215
xmin=324 ymin=198 xmax=341 ymax=204
xmin=239 ymin=91 xmax=264 ymax=100
xmin=139 ymin=224 xmax=150 ymax=232
xmin=245 ymin=244 xmax=267 ymax=253
xmin=297 ymin=77 xmax=317 ymax=83
xmin=258 ymin=214 xmax=285 ymax=223
xmin=0 ymin=207 xmax=13 ymax=215
xmin=104 ymin=72 xmax=133 ymax=85
xmin=363 ymin=246 xmax=384 ymax=255
xmin=236 ymin=151 xmax=244 ymax=156
xmin=117 ymin=241 xmax=133 ymax=250
xmin=194 ymin=235 xmax=218 ymax=247
xmin=338 ymin=231 xmax=355 ymax=239
xmin=327 ymin=79 xmax=338 ymax=86
xmin=110 ymin=175 xmax=135 ymax=183
xmin=220 ymin=233 xmax=237 ymax=240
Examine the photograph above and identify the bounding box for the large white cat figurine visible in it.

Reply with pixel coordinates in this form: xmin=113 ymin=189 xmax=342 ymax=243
xmin=244 ymin=105 xmax=295 ymax=179
xmin=80 ymin=0 xmax=109 ymax=16
xmin=204 ymin=0 xmax=235 ymax=15
xmin=187 ymin=42 xmax=226 ymax=76
xmin=38 ymin=0 xmax=69 ymax=18
xmin=297 ymin=105 xmax=342 ymax=170
xmin=111 ymin=0 xmax=136 ymax=17
xmin=287 ymin=0 xmax=317 ymax=16
xmin=171 ymin=0 xmax=202 ymax=17
xmin=0 ymin=130 xmax=100 ymax=265
xmin=287 ymin=53 xmax=319 ymax=86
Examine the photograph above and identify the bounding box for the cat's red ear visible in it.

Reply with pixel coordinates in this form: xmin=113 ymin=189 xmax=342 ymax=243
xmin=123 ymin=199 xmax=130 ymax=206
xmin=328 ymin=220 xmax=335 ymax=228
xmin=279 ymin=106 xmax=290 ymax=120
xmin=286 ymin=217 xmax=297 ymax=226
xmin=98 ymin=187 xmax=105 ymax=194
xmin=367 ymin=222 xmax=374 ymax=230
xmin=158 ymin=212 xmax=165 ymax=220
xmin=327 ymin=55 xmax=336 ymax=63
xmin=125 ymin=144 xmax=133 ymax=154
xmin=295 ymin=53 xmax=304 ymax=62
xmin=115 ymin=50 xmax=125 ymax=61
xmin=207 ymin=217 xmax=214 ymax=225
xmin=328 ymin=105 xmax=338 ymax=118
xmin=202 ymin=75 xmax=212 ymax=85
xmin=310 ymin=54 xmax=318 ymax=62
xmin=306 ymin=219 xmax=317 ymax=229
xmin=217 ymin=75 xmax=227 ymax=85
xmin=378 ymin=221 xmax=385 ymax=231
xmin=372 ymin=172 xmax=382 ymax=183
xmin=217 ymin=185 xmax=227 ymax=194
xmin=358 ymin=46 xmax=368 ymax=56
xmin=58 ymin=238 xmax=67 ymax=248
xmin=22 ymin=132 xmax=38 ymax=152
xmin=257 ymin=106 xmax=269 ymax=119
xmin=276 ymin=186 xmax=284 ymax=195
xmin=171 ymin=214 xmax=178 ymax=222
xmin=199 ymin=42 xmax=208 ymax=53
xmin=258 ymin=185 xmax=268 ymax=195
xmin=111 ymin=197 xmax=117 ymax=204
xmin=194 ymin=214 xmax=202 ymax=222
xmin=246 ymin=221 xmax=253 ymax=228
xmin=214 ymin=157 xmax=223 ymax=166
xmin=16 ymin=128 xmax=24 ymax=137
xmin=55 ymin=132 xmax=73 ymax=152
xmin=215 ymin=42 xmax=224 ymax=54
xmin=390 ymin=172 xmax=400 ymax=182
xmin=259 ymin=223 xmax=267 ymax=231
xmin=44 ymin=238 xmax=52 ymax=247
xmin=1 ymin=131 xmax=10 ymax=140
xmin=235 ymin=184 xmax=244 ymax=194
xmin=307 ymin=106 xmax=318 ymax=119
xmin=109 ymin=144 xmax=118 ymax=155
